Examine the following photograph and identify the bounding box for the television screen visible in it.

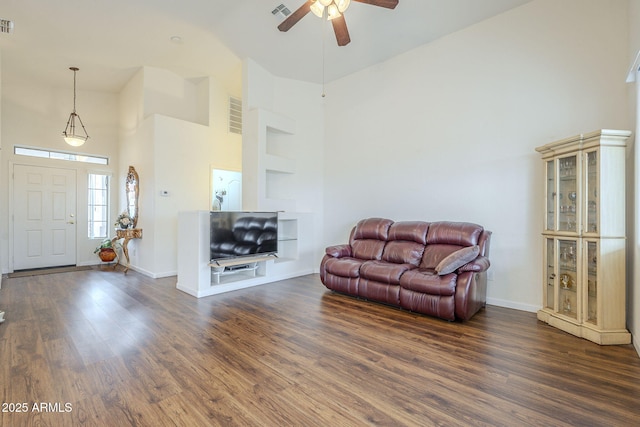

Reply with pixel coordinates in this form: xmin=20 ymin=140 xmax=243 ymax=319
xmin=210 ymin=211 xmax=278 ymax=261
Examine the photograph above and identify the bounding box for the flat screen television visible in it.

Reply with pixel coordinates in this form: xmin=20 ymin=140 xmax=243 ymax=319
xmin=210 ymin=211 xmax=278 ymax=262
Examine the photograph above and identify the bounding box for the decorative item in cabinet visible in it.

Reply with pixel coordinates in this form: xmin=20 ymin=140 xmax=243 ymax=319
xmin=558 ymin=154 xmax=578 ymax=233
xmin=584 ymin=150 xmax=598 ymax=234
xmin=557 ymin=238 xmax=578 ymax=320
xmin=544 ymin=237 xmax=554 ymax=310
xmin=585 ymin=240 xmax=597 ymax=324
xmin=545 ymin=161 xmax=555 ymax=231
xmin=536 ymin=129 xmax=631 ymax=345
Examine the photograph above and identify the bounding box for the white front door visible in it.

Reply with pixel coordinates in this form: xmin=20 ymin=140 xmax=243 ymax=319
xmin=13 ymin=164 xmax=77 ymax=270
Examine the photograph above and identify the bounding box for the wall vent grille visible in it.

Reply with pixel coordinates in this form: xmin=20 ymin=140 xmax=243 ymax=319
xmin=271 ymin=4 xmax=291 ymax=18
xmin=229 ymin=96 xmax=242 ymax=135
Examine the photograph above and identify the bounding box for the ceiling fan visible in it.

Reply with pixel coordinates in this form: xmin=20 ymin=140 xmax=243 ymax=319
xmin=278 ymin=0 xmax=399 ymax=47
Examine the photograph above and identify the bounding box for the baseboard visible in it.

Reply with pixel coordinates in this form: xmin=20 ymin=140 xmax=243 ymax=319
xmin=486 ymin=297 xmax=540 ymax=313
xmin=128 ymin=265 xmax=176 ymax=279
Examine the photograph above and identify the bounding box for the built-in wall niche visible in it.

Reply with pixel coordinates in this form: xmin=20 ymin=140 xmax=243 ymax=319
xmin=264 ymin=124 xmax=296 ymax=210
xmin=266 ymin=170 xmax=295 ymax=205
xmin=266 ymin=125 xmax=294 ymax=158
xmin=211 ymin=168 xmax=242 ymax=211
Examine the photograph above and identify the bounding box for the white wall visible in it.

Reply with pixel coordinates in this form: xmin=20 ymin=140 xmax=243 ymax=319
xmin=142 ymin=67 xmax=209 ymax=127
xmin=0 ymin=50 xmax=3 ymax=284
xmin=243 ymin=59 xmax=325 ymax=265
xmin=323 ymin=0 xmax=632 ymax=312
xmin=117 ymin=66 xmax=242 ymax=277
xmin=629 ymin=0 xmax=640 ymax=354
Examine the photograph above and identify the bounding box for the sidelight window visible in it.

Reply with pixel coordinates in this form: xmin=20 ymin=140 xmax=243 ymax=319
xmin=88 ymin=174 xmax=109 ymax=239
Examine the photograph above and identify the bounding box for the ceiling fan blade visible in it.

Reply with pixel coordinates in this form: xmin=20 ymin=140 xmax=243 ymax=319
xmin=278 ymin=0 xmax=313 ymax=32
xmin=353 ymin=0 xmax=399 ymax=9
xmin=332 ymin=15 xmax=351 ymax=46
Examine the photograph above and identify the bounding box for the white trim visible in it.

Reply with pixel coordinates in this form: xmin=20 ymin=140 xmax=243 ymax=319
xmin=486 ymin=297 xmax=540 ymax=313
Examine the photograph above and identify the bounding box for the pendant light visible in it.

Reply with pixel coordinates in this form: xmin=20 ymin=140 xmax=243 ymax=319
xmin=62 ymin=67 xmax=89 ymax=147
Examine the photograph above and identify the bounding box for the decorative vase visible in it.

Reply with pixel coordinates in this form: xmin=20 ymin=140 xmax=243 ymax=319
xmin=98 ymin=248 xmax=117 ymax=262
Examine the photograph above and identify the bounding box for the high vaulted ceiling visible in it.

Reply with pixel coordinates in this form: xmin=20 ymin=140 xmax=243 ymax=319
xmin=0 ymin=0 xmax=532 ymax=93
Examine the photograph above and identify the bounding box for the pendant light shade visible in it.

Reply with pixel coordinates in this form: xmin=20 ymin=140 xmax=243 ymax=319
xmin=310 ymin=1 xmax=324 ymax=18
xmin=336 ymin=0 xmax=351 ymax=13
xmin=62 ymin=67 xmax=89 ymax=147
xmin=310 ymin=0 xmax=350 ymax=20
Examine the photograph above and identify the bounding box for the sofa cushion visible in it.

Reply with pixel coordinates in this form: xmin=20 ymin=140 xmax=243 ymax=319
xmin=426 ymin=221 xmax=483 ymax=246
xmin=387 ymin=221 xmax=429 ymax=245
xmin=382 ymin=241 xmax=425 ymax=266
xmin=352 ymin=240 xmax=387 ymax=261
xmin=349 ymin=218 xmax=393 ymax=260
xmin=420 ymin=244 xmax=464 ymax=269
xmin=399 ymin=269 xmax=457 ymax=296
xmin=435 ymin=245 xmax=480 ymax=275
xmin=351 ymin=218 xmax=394 ymax=241
xmin=361 ymin=260 xmax=415 ymax=285
xmin=323 ymin=257 xmax=365 ymax=278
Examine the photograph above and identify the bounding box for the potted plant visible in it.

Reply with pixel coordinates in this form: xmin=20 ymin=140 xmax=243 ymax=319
xmin=94 ymin=238 xmax=120 ymax=262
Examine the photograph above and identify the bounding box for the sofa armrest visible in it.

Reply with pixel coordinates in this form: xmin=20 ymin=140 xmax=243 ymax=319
xmin=325 ymin=244 xmax=352 ymax=258
xmin=458 ymin=256 xmax=490 ymax=273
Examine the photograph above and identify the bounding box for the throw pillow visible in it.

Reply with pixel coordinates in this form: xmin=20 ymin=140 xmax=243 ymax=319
xmin=435 ymin=245 xmax=480 ymax=275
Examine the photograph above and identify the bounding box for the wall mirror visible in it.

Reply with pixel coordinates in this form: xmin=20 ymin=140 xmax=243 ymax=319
xmin=126 ymin=166 xmax=139 ymax=228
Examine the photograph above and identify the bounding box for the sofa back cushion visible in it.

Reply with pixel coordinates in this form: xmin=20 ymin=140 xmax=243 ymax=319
xmin=350 ymin=218 xmax=393 ymax=260
xmin=387 ymin=221 xmax=429 ymax=244
xmin=381 ymin=221 xmax=429 ymax=266
xmin=426 ymin=221 xmax=483 ymax=246
xmin=420 ymin=221 xmax=484 ymax=269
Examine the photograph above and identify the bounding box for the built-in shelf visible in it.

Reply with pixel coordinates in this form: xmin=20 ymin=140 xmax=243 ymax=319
xmin=208 ymin=254 xmax=276 ymax=268
xmin=243 ymin=108 xmax=298 ymax=212
xmin=177 ymin=211 xmax=315 ymax=298
xmin=265 ymin=154 xmax=295 ymax=174
xmin=209 ymin=262 xmax=264 ymax=285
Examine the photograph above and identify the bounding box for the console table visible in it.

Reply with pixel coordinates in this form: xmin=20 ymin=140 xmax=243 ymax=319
xmin=113 ymin=228 xmax=142 ymax=273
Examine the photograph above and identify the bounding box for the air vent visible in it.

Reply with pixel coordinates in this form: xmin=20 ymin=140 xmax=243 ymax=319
xmin=0 ymin=19 xmax=14 ymax=34
xmin=229 ymin=96 xmax=242 ymax=135
xmin=272 ymin=4 xmax=291 ymax=18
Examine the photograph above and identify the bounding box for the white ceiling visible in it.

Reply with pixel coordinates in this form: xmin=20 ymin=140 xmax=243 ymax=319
xmin=0 ymin=0 xmax=532 ymax=93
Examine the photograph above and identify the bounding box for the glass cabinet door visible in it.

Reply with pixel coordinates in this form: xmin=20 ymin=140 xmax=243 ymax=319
xmin=558 ymin=239 xmax=578 ymax=319
xmin=585 ymin=150 xmax=598 ymax=234
xmin=586 ymin=241 xmax=597 ymax=324
xmin=545 ymin=238 xmax=555 ymax=310
xmin=558 ymin=155 xmax=578 ymax=233
xmin=545 ymin=160 xmax=555 ymax=231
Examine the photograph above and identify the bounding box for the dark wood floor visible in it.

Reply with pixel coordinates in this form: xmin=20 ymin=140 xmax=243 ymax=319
xmin=0 ymin=269 xmax=639 ymax=426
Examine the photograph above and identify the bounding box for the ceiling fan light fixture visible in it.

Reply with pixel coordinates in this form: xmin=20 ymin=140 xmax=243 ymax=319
xmin=336 ymin=0 xmax=351 ymax=13
xmin=310 ymin=1 xmax=325 ymax=18
xmin=327 ymin=4 xmax=342 ymax=20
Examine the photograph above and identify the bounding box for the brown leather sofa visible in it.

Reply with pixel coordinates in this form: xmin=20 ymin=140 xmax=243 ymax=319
xmin=319 ymin=218 xmax=492 ymax=321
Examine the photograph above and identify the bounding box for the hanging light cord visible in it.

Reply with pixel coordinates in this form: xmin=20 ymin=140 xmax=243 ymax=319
xmin=72 ymin=68 xmax=77 ymax=112
xmin=322 ymin=17 xmax=327 ymax=98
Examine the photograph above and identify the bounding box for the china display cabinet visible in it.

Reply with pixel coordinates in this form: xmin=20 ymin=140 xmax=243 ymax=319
xmin=536 ymin=130 xmax=631 ymax=345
